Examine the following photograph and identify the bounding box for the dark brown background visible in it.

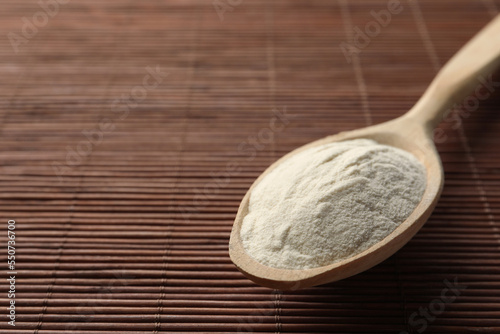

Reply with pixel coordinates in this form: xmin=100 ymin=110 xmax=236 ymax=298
xmin=1 ymin=0 xmax=500 ymax=333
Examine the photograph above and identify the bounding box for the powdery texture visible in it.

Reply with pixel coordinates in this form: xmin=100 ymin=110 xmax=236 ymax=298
xmin=241 ymin=139 xmax=426 ymax=269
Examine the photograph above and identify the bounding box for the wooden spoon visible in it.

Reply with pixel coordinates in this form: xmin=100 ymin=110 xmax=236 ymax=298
xmin=229 ymin=15 xmax=500 ymax=290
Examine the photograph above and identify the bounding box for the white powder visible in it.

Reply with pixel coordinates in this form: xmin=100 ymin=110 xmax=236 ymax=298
xmin=241 ymin=139 xmax=426 ymax=270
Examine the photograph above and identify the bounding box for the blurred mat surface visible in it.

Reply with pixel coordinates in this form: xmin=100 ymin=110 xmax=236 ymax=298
xmin=1 ymin=0 xmax=500 ymax=333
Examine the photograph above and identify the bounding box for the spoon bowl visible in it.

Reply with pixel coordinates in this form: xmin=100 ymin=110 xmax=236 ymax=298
xmin=230 ymin=116 xmax=442 ymax=290
xmin=230 ymin=14 xmax=500 ymax=290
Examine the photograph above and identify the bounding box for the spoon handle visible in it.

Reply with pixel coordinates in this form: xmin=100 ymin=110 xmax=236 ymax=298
xmin=406 ymin=14 xmax=500 ymax=130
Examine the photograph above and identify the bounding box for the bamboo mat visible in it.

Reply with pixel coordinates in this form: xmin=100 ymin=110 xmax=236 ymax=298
xmin=1 ymin=0 xmax=500 ymax=333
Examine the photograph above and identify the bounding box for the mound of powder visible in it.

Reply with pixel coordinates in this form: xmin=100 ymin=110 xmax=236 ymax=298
xmin=240 ymin=139 xmax=426 ymax=270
